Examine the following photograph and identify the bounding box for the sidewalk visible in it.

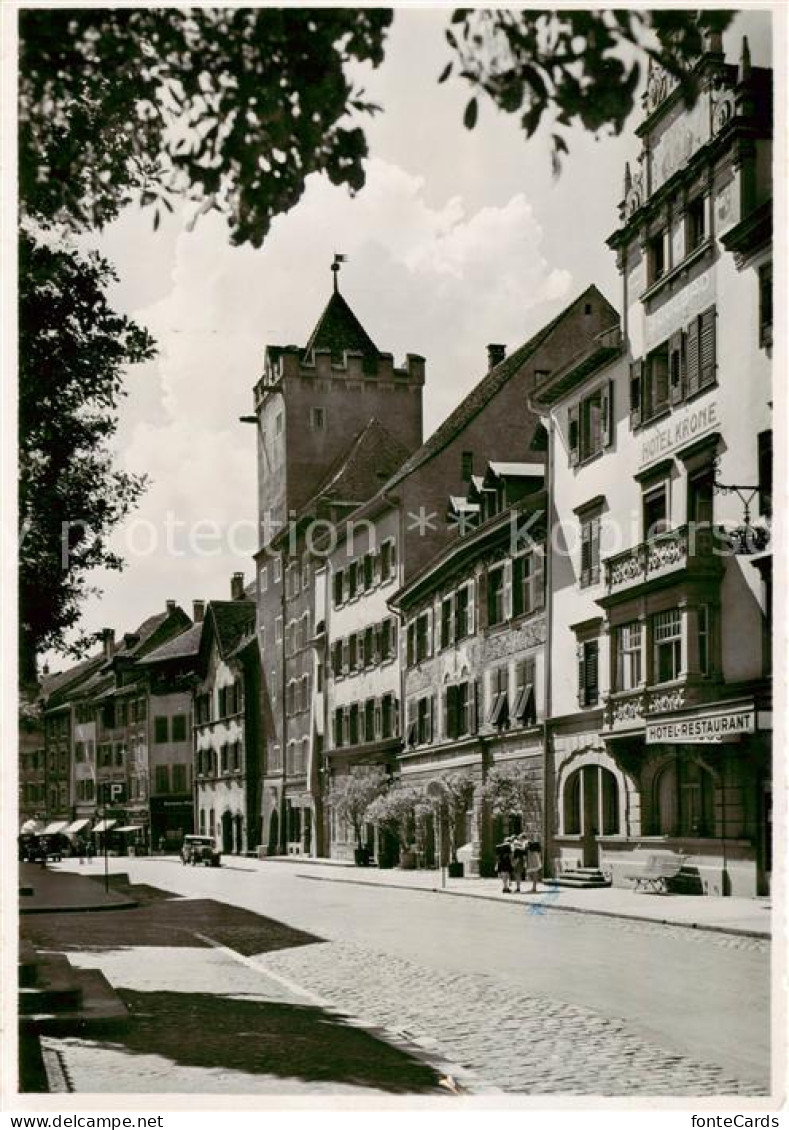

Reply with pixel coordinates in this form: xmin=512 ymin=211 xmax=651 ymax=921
xmin=19 ymin=862 xmax=137 ymax=914
xmin=261 ymin=856 xmax=773 ymax=938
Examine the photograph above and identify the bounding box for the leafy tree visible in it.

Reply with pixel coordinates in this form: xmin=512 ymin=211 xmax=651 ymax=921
xmin=18 ymin=223 xmax=155 ymax=683
xmin=365 ymin=785 xmax=429 ymax=853
xmin=19 ymin=8 xmax=393 ymax=244
xmin=443 ymin=9 xmax=735 ymax=173
xmin=479 ymin=765 xmax=542 ymax=836
xmin=429 ymin=770 xmax=474 ymax=863
xmin=328 ymin=767 xmax=387 ymax=849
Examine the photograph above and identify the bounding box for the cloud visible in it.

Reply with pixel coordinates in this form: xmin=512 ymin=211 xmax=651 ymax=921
xmin=73 ymin=156 xmax=572 ymax=639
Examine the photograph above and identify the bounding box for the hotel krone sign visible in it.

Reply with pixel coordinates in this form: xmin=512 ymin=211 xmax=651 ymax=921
xmin=646 ymin=703 xmax=755 ymax=744
xmin=639 ymin=399 xmax=719 ymax=469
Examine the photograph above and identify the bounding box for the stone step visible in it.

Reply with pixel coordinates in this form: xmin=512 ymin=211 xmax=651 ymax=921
xmin=19 ymin=954 xmax=82 ymax=1014
xmin=22 ymin=967 xmax=128 ymax=1035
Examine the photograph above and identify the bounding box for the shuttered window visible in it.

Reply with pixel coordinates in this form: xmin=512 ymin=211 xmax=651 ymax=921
xmin=699 ymin=306 xmax=716 ymax=389
xmin=578 ymin=640 xmax=599 ymax=707
xmin=580 ymin=515 xmax=601 ymax=587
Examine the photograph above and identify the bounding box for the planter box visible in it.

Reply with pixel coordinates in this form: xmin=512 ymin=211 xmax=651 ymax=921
xmin=447 ymin=861 xmax=464 ymax=879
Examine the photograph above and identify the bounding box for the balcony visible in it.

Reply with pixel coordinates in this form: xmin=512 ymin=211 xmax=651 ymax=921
xmin=602 ymin=524 xmax=721 ymax=601
xmin=603 ymin=685 xmax=688 ymax=733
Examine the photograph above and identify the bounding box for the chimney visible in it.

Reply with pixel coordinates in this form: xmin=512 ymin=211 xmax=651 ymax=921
xmin=231 ymin=572 xmax=245 ymax=601
xmin=123 ymin=632 xmax=140 ymax=650
xmin=487 ymin=343 xmax=506 ymax=371
xmin=165 ymin=599 xmax=177 ymax=615
xmin=102 ymin=629 xmax=115 ymax=661
xmin=193 ymin=600 xmax=205 ymax=624
xmin=738 ymin=35 xmax=752 ymax=84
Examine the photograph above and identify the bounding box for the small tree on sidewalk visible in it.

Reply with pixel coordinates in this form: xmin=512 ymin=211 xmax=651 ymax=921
xmin=430 ymin=770 xmax=474 ymax=864
xmin=479 ymin=765 xmax=542 ymax=838
xmin=365 ymin=785 xmax=429 ymax=859
xmin=328 ymin=768 xmax=387 ymax=853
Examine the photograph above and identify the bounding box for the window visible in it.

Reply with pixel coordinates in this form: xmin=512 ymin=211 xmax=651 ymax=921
xmin=173 ymin=764 xmax=187 ymax=793
xmin=578 ymin=640 xmax=599 ymax=707
xmin=302 ymin=674 xmax=310 ymax=711
xmin=363 ymin=553 xmax=375 ymax=590
xmin=461 ymin=451 xmax=474 ymax=482
xmin=310 ymin=407 xmax=325 ymax=430
xmin=686 ymin=195 xmax=706 ymax=252
xmin=154 ymin=716 xmax=168 ymax=744
xmin=644 ymin=342 xmax=670 ymax=421
xmin=348 ymin=634 xmax=357 ymax=670
xmin=75 ymin=742 xmax=85 ymax=763
xmin=669 ymin=330 xmax=685 ymax=405
xmin=759 ymin=262 xmax=772 ymax=348
xmin=616 ymin=622 xmax=642 ymax=691
xmin=287 ymin=681 xmax=296 ymax=716
xmin=445 ymin=682 xmax=473 ymax=739
xmin=685 ymin=306 xmax=716 ymax=395
xmin=334 ymin=708 xmax=344 ymax=748
xmin=580 ymin=516 xmax=601 ymax=587
xmin=643 ymin=483 xmax=669 ymax=539
xmin=569 ymin=383 xmax=612 ymax=464
xmin=364 ymin=699 xmax=375 ymax=743
xmin=334 ymin=569 xmax=344 ymax=607
xmin=488 ymin=667 xmax=509 ymax=728
xmin=380 ymin=539 xmax=396 ymax=581
xmin=688 ymin=467 xmax=714 ymax=528
xmin=698 ymin=605 xmax=710 ymax=677
xmin=382 ymin=693 xmax=396 ymax=739
xmin=172 ymin=715 xmax=187 ymax=743
xmin=348 ymin=561 xmax=358 ymax=600
xmin=440 ymin=597 xmax=454 ymax=649
xmin=512 ymin=659 xmax=536 ymax=725
xmin=273 ymin=557 xmax=282 ymax=583
xmin=331 ymin=640 xmax=343 ymax=677
xmin=653 ymin=608 xmax=682 ymax=683
xmin=415 ymin=611 xmax=431 ymax=662
xmin=381 ymin=618 xmax=395 ymax=661
xmin=647 ymin=229 xmax=666 ymax=284
xmin=487 ymin=566 xmax=506 ymax=627
xmin=155 ymin=765 xmax=170 ymax=793
xmin=260 ymin=565 xmax=268 ymax=593
xmin=758 ymin=430 xmax=772 ymax=518
xmin=417 ymin=695 xmax=433 ymax=745
xmin=364 ymin=626 xmax=375 ymax=667
xmin=275 ymin=616 xmax=283 ymax=643
xmin=455 ymin=582 xmax=473 ymax=639
xmin=513 ymin=551 xmax=544 ymax=614
xmin=349 ymin=704 xmax=360 ymax=746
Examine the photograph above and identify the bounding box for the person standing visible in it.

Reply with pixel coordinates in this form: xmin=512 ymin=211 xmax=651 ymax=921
xmin=495 ymin=839 xmax=513 ymax=893
xmin=86 ymin=839 xmax=95 ymax=864
xmin=512 ymin=836 xmax=527 ymax=893
xmin=526 ymin=838 xmax=542 ymax=893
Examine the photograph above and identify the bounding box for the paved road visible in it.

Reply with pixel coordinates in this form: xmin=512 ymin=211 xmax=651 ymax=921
xmin=50 ymin=858 xmax=771 ymax=1096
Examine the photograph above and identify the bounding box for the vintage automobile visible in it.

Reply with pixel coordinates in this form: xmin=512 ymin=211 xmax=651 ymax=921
xmin=180 ymin=834 xmax=221 ymax=867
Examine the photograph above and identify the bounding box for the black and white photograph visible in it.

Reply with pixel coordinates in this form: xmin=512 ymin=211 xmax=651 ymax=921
xmin=4 ymin=1 xmax=785 ymax=1118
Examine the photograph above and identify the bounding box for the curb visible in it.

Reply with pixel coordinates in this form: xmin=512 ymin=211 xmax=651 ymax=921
xmin=20 ymin=897 xmax=138 ymax=916
xmin=294 ymin=873 xmax=771 ymax=941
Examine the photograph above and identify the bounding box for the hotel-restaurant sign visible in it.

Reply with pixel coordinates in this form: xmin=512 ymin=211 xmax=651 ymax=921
xmin=646 ymin=704 xmax=755 ymax=744
xmin=639 ymin=399 xmax=718 ymax=468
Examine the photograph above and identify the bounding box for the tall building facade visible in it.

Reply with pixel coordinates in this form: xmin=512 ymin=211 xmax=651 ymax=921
xmin=532 ymin=35 xmax=772 ymax=896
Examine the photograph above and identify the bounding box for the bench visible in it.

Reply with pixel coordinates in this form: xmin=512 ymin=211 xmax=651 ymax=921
xmin=625 ymin=850 xmax=686 ymax=894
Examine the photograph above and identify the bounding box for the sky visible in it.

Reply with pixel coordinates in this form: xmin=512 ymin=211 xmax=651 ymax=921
xmin=52 ymin=6 xmax=773 ymax=666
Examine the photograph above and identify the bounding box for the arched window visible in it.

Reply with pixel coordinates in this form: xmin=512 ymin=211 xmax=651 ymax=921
xmin=600 ymin=767 xmax=620 ymax=835
xmin=564 ymin=770 xmax=581 ymax=834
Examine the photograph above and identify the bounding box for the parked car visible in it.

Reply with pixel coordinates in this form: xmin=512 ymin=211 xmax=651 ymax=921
xmin=180 ymin=834 xmax=221 ymax=867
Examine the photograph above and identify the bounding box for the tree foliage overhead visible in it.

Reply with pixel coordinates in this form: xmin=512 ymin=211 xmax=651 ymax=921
xmin=18 ymin=225 xmax=156 ymax=678
xmin=328 ymin=767 xmax=387 ymax=848
xmin=19 ymin=7 xmax=393 ymax=245
xmin=442 ymin=8 xmax=735 ymax=172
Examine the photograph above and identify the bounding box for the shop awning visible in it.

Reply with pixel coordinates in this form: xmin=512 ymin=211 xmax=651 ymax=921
xmin=64 ymin=819 xmax=90 ymax=834
xmin=43 ymin=820 xmax=69 ymax=836
xmin=92 ymin=819 xmax=117 ymax=834
xmin=115 ymin=825 xmax=145 ymax=834
xmin=20 ymin=819 xmax=43 ymax=835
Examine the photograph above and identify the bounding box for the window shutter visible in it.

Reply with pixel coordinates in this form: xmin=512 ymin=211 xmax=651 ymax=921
xmin=534 ymin=550 xmax=545 ymax=609
xmin=568 ymin=403 xmax=580 ymax=466
xmin=590 ymin=517 xmax=601 ymax=584
xmin=426 ymin=608 xmax=434 ymax=657
xmin=629 ymin=361 xmax=643 ymax=428
xmin=470 ymin=678 xmax=480 ymax=733
xmin=467 ymin=580 xmax=476 ymax=634
xmin=407 ymin=622 xmax=415 ymax=666
xmin=427 ymin=695 xmax=434 ymax=742
xmin=686 ymin=316 xmax=700 ymax=395
xmin=585 ymin=641 xmax=599 ymax=705
xmin=374 ymin=623 xmax=382 ymax=662
xmin=669 ymin=330 xmax=684 ymax=405
xmin=442 ymin=689 xmax=449 ymax=740
xmin=577 ymin=643 xmax=586 ymax=707
xmin=699 ymin=305 xmax=716 ymax=389
xmin=503 ymin=561 xmax=513 ymax=620
xmin=601 ymin=380 xmax=614 ymax=447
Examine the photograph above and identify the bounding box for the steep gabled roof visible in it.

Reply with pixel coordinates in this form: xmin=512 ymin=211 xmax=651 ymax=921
xmin=302 ymin=289 xmax=379 ymax=364
xmin=41 ymin=653 xmax=105 ymax=706
xmin=381 ymin=285 xmax=614 ymax=490
xmin=139 ymin=622 xmax=203 ymax=665
xmin=313 ymin=417 xmax=410 ymax=507
xmin=205 ymin=600 xmax=256 ymax=662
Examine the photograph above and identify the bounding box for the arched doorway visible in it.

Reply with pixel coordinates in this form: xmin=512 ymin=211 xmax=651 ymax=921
xmin=562 ymin=764 xmax=622 ymax=866
xmin=221 ymin=811 xmax=233 ymax=855
xmin=267 ymin=809 xmax=279 ymax=856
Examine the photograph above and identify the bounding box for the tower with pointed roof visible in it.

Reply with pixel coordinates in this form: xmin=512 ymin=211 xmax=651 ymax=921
xmin=252 ymin=273 xmax=426 ymax=549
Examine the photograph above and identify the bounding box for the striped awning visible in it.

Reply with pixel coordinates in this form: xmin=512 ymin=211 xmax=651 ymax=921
xmin=115 ymin=825 xmax=145 ymax=834
xmin=64 ymin=819 xmax=90 ymax=834
xmin=20 ymin=819 xmax=43 ymax=835
xmin=92 ymin=819 xmax=117 ymax=834
xmin=43 ymin=820 xmax=69 ymax=836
